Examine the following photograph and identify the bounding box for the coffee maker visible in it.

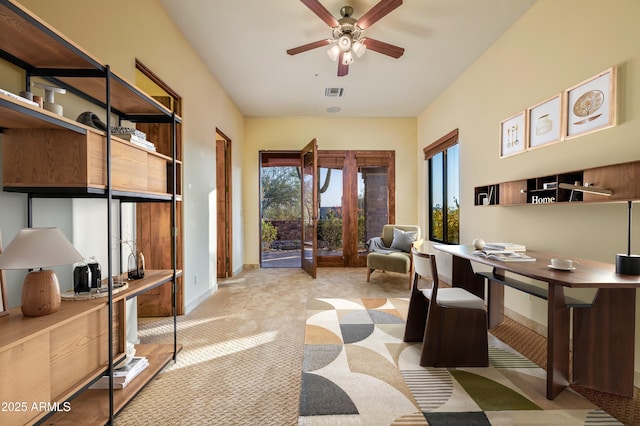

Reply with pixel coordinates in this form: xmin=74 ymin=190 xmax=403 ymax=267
xmin=73 ymin=260 xmax=91 ymax=293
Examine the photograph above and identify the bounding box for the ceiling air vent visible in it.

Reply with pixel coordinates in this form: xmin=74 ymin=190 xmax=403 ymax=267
xmin=325 ymin=87 xmax=345 ymax=97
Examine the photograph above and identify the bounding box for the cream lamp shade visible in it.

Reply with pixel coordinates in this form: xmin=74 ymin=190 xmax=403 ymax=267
xmin=0 ymin=227 xmax=84 ymax=316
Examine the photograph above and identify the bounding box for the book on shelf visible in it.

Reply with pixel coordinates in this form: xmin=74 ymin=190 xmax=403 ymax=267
xmin=473 ymin=249 xmax=535 ymax=262
xmin=112 ymin=133 xmax=157 ymax=151
xmin=110 ymin=126 xmax=147 ymax=140
xmin=89 ymin=356 xmax=149 ymax=390
xmin=483 ymin=242 xmax=527 ymax=252
xmin=0 ymin=88 xmax=39 ymax=107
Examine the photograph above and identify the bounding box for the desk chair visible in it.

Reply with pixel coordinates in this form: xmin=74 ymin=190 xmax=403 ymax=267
xmin=403 ymin=249 xmax=488 ymax=367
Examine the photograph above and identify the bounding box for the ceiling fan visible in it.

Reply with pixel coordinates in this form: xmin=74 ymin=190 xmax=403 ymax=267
xmin=287 ymin=0 xmax=405 ymax=77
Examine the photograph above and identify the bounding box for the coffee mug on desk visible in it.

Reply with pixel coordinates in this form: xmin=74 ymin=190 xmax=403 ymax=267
xmin=551 ymin=258 xmax=578 ymax=269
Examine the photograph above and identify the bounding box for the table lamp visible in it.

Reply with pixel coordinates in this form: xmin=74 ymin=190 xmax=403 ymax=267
xmin=0 ymin=227 xmax=84 ymax=316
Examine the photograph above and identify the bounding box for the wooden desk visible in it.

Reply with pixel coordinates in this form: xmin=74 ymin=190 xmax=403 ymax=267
xmin=434 ymin=244 xmax=639 ymax=400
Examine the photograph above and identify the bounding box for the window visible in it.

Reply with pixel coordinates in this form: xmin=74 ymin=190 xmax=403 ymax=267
xmin=425 ymin=130 xmax=459 ymax=244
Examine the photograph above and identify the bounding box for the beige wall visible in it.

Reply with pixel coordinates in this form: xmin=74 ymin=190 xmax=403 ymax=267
xmin=244 ymin=117 xmax=417 ymax=265
xmin=417 ymin=0 xmax=640 ymax=382
xmin=3 ymin=0 xmax=246 ymax=312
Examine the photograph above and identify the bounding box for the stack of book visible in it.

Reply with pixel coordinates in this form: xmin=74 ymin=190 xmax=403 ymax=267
xmin=89 ymin=356 xmax=149 ymax=390
xmin=483 ymin=242 xmax=526 ymax=252
xmin=473 ymin=242 xmax=534 ymax=262
xmin=0 ymin=88 xmax=39 ymax=107
xmin=111 ymin=127 xmax=156 ymax=151
xmin=473 ymin=249 xmax=535 ymax=262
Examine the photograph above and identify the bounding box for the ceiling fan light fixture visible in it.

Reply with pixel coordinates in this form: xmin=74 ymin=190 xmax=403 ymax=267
xmin=327 ymin=44 xmax=341 ymax=61
xmin=289 ymin=0 xmax=405 ymax=77
xmin=352 ymin=40 xmax=366 ymax=58
xmin=342 ymin=51 xmax=353 ymax=65
xmin=338 ymin=34 xmax=352 ymax=51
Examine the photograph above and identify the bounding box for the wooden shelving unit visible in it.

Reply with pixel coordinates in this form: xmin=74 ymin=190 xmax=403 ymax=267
xmin=474 ymin=160 xmax=640 ymax=206
xmin=0 ymin=0 xmax=182 ymax=424
xmin=0 ymin=271 xmax=181 ymax=425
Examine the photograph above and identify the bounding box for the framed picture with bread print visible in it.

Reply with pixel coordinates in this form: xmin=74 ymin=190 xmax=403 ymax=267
xmin=500 ymin=111 xmax=526 ymax=157
xmin=527 ymin=93 xmax=564 ymax=149
xmin=565 ymin=67 xmax=617 ymax=139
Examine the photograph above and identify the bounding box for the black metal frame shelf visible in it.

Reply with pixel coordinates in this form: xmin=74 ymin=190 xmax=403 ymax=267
xmin=0 ymin=0 xmax=180 ymax=424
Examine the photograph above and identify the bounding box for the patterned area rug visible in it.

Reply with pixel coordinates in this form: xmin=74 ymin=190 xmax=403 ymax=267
xmin=298 ymin=298 xmax=621 ymax=425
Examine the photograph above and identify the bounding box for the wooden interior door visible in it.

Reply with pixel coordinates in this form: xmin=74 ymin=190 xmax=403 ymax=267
xmin=301 ymin=139 xmax=318 ymax=278
xmin=134 ymin=61 xmax=183 ymax=316
xmin=216 ymin=130 xmax=232 ymax=278
xmin=135 ymin=121 xmax=184 ymax=316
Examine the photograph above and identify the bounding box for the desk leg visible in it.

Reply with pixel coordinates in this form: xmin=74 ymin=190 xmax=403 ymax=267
xmin=547 ymin=283 xmax=570 ymax=400
xmin=451 ymin=256 xmax=484 ymax=299
xmin=573 ymin=288 xmax=635 ymax=397
xmin=487 ymin=277 xmax=505 ymax=329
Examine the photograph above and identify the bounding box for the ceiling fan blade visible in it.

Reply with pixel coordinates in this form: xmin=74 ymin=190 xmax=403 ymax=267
xmin=337 ymin=52 xmax=349 ymax=76
xmin=287 ymin=39 xmax=332 ymax=55
xmin=363 ymin=38 xmax=404 ymax=58
xmin=300 ymin=0 xmax=339 ymax=27
xmin=356 ymin=0 xmax=402 ymax=29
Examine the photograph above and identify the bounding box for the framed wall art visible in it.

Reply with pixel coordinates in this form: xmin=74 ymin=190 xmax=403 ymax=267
xmin=527 ymin=93 xmax=564 ymax=149
xmin=500 ymin=110 xmax=527 ymax=157
xmin=565 ymin=67 xmax=617 ymax=139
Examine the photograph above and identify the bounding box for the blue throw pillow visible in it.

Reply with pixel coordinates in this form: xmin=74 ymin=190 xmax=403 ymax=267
xmin=390 ymin=228 xmax=417 ymax=252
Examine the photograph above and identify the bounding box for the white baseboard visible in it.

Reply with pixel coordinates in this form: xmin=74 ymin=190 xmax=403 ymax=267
xmin=185 ymin=286 xmax=216 ymax=314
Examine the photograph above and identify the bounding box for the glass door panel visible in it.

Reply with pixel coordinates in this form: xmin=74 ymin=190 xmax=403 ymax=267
xmin=301 ymin=139 xmax=318 ymax=278
xmin=259 ymin=151 xmax=302 ymax=268
xmin=358 ymin=165 xmax=389 ymax=265
xmin=317 ymin=166 xmax=344 ymax=259
xmin=316 ymin=150 xmax=395 ymax=267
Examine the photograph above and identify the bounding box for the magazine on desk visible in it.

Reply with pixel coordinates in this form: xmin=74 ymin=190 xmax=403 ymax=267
xmin=483 ymin=242 xmax=526 ymax=252
xmin=473 ymin=249 xmax=535 ymax=262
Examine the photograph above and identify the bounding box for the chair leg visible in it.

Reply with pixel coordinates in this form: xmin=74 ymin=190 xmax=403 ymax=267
xmin=420 ymin=306 xmax=488 ymax=367
xmin=367 ymin=268 xmax=373 ymax=282
xmin=403 ymin=273 xmax=429 ymax=342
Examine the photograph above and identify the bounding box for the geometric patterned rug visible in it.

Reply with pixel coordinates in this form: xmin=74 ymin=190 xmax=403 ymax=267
xmin=298 ymin=298 xmax=622 ymax=425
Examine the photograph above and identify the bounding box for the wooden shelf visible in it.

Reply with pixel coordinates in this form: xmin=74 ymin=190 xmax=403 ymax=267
xmin=0 ymin=1 xmax=179 ymax=122
xmin=1 ymin=125 xmax=183 ymax=200
xmin=475 ymin=160 xmax=640 ymax=206
xmin=40 ymin=343 xmax=182 ymax=426
xmin=0 ymin=271 xmax=179 ymax=425
xmin=0 ymin=0 xmax=181 ymax=423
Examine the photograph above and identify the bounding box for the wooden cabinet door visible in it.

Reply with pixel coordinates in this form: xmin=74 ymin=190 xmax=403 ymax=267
xmin=582 ymin=162 xmax=640 ymax=202
xmin=499 ymin=180 xmax=528 ymax=205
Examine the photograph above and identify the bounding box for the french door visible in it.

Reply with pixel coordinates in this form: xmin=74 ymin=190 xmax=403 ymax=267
xmin=301 ymin=139 xmax=318 ymax=278
xmin=317 ymin=150 xmax=395 ymax=267
xmin=259 ymin=147 xmax=393 ymax=273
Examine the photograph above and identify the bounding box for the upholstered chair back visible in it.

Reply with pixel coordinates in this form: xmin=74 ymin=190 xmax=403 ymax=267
xmin=381 ymin=224 xmax=420 ymax=248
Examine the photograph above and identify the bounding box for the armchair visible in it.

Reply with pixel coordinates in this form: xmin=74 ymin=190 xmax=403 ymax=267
xmin=366 ymin=224 xmax=422 ymax=287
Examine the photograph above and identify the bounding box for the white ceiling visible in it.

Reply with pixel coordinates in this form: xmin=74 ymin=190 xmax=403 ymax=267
xmin=159 ymin=0 xmax=536 ymax=118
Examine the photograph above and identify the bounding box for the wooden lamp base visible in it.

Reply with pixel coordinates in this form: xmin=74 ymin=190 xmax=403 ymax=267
xmin=21 ymin=269 xmax=61 ymax=317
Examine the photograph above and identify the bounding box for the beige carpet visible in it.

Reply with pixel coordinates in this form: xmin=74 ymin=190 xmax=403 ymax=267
xmin=113 ymin=267 xmax=638 ymax=425
xmin=114 ymin=268 xmax=409 ymax=425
